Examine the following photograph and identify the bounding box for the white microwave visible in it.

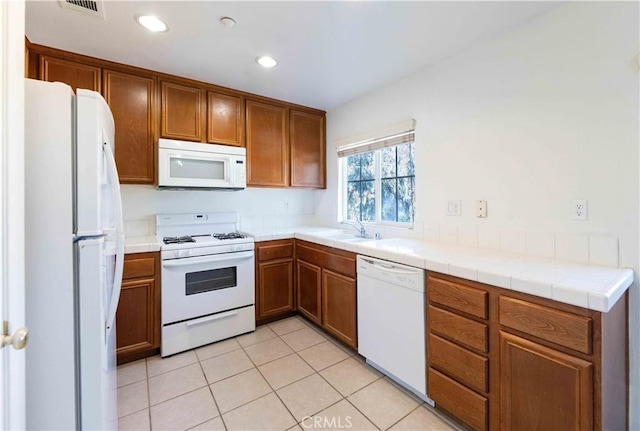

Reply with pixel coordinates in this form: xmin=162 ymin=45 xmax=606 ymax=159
xmin=158 ymin=139 xmax=246 ymax=190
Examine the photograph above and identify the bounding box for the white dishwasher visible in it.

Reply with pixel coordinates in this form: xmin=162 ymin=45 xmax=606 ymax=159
xmin=357 ymin=255 xmax=431 ymax=402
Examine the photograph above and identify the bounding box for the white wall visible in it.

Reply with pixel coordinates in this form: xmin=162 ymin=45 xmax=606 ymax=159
xmin=121 ymin=185 xmax=317 ymax=234
xmin=317 ymin=1 xmax=639 ymax=426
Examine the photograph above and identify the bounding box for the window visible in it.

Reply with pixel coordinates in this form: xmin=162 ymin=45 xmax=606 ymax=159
xmin=340 ymin=136 xmax=415 ymax=225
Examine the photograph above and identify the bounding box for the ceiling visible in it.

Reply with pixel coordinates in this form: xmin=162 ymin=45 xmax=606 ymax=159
xmin=26 ymin=1 xmax=560 ymax=111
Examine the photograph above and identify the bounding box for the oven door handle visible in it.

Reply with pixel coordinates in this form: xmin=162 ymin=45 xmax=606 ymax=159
xmin=162 ymin=251 xmax=254 ymax=268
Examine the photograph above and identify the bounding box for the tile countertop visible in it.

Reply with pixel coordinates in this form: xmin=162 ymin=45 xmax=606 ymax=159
xmin=125 ymin=235 xmax=162 ymax=254
xmin=243 ymin=227 xmax=634 ymax=313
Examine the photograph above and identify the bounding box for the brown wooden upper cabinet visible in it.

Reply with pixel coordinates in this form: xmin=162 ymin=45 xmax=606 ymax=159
xmin=103 ymin=69 xmax=156 ymax=184
xmin=290 ymin=109 xmax=326 ymax=188
xmin=39 ymin=55 xmax=100 ymax=92
xmin=207 ymin=92 xmax=244 ymax=147
xmin=161 ymin=81 xmax=204 ymax=142
xmin=246 ymin=100 xmax=288 ymax=187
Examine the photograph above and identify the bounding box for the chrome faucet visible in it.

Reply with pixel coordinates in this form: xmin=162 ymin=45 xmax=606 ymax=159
xmin=342 ymin=220 xmax=369 ymax=238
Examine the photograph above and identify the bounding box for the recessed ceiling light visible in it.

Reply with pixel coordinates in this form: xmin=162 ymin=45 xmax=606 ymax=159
xmin=220 ymin=17 xmax=236 ymax=28
xmin=256 ymin=56 xmax=278 ymax=68
xmin=136 ymin=15 xmax=168 ymax=33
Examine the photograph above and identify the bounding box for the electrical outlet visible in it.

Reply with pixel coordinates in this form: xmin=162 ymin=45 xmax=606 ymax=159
xmin=447 ymin=200 xmax=461 ymax=216
xmin=571 ymin=200 xmax=588 ymax=220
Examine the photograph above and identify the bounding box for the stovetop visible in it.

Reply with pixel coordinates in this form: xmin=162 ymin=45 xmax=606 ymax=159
xmin=156 ymin=213 xmax=254 ymax=252
xmin=162 ymin=233 xmax=249 ymax=245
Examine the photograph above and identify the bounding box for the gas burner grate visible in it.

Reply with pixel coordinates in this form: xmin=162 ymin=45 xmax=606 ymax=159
xmin=212 ymin=232 xmax=248 ymax=240
xmin=163 ymin=236 xmax=195 ymax=244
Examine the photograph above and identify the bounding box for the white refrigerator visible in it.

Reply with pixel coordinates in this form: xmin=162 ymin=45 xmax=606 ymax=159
xmin=24 ymin=79 xmax=124 ymax=430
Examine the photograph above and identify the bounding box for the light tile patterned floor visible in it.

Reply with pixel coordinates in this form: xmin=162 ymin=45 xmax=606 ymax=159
xmin=117 ymin=316 xmax=460 ymax=431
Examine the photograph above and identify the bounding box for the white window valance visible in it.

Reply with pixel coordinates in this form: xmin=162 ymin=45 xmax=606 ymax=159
xmin=335 ymin=119 xmax=415 ymax=158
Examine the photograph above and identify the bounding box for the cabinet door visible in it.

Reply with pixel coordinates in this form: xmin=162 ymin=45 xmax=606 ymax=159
xmin=500 ymin=331 xmax=593 ymax=431
xmin=322 ymin=269 xmax=357 ymax=349
xmin=208 ymin=92 xmax=244 ymax=146
xmin=246 ymin=100 xmax=288 ymax=187
xmin=39 ymin=55 xmax=100 ymax=92
xmin=161 ymin=81 xmax=204 ymax=141
xmin=257 ymin=258 xmax=294 ymax=320
xmin=116 ymin=278 xmax=158 ymax=361
xmin=296 ymin=260 xmax=322 ymax=325
xmin=103 ymin=69 xmax=156 ymax=184
xmin=290 ymin=110 xmax=325 ymax=188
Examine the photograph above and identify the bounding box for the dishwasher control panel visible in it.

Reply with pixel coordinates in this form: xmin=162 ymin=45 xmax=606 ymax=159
xmin=356 ymin=255 xmax=425 ymax=292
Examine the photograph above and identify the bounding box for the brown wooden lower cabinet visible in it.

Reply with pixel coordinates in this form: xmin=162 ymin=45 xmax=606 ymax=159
xmin=500 ymin=331 xmax=593 ymax=431
xmin=296 ymin=259 xmax=322 ymax=325
xmin=116 ymin=252 xmax=161 ymax=364
xmin=255 ymin=239 xmax=295 ymax=323
xmin=322 ymin=269 xmax=357 ymax=347
xmin=294 ymin=240 xmax=357 ymax=350
xmin=425 ymin=272 xmax=627 ymax=431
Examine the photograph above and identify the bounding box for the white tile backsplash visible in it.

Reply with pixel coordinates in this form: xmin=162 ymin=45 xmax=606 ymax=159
xmin=525 ymin=231 xmax=555 ymax=258
xmin=423 ymin=225 xmax=440 ymax=242
xmin=440 ymin=224 xmax=458 ymax=244
xmin=478 ymin=226 xmax=501 ymax=250
xmin=555 ymin=233 xmax=589 ymax=264
xmin=500 ymin=228 xmax=526 ymax=254
xmin=589 ymin=235 xmax=619 ymax=267
xmin=125 ymin=219 xmax=154 ymax=236
xmin=457 ymin=224 xmax=478 ymax=247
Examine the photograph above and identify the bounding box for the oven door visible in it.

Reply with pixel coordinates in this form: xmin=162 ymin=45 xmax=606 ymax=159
xmin=161 ymin=250 xmax=255 ymax=325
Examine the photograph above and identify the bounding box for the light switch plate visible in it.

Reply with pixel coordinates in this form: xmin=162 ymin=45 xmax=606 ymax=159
xmin=447 ymin=200 xmax=461 ymax=216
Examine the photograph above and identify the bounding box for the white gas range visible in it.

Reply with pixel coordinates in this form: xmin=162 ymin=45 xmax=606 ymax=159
xmin=156 ymin=212 xmax=255 ymax=357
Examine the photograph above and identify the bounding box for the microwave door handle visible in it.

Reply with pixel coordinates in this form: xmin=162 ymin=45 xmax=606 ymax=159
xmin=162 ymin=251 xmax=254 ymax=268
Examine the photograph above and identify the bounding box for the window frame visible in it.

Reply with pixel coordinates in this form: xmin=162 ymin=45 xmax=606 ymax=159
xmin=339 ymin=143 xmax=415 ymax=228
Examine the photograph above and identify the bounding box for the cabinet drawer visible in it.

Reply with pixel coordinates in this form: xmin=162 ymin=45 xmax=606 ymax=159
xmin=324 ymin=252 xmax=356 ymax=278
xmin=257 ymin=241 xmax=293 ymax=261
xmin=429 ymin=305 xmax=488 ymax=353
xmin=123 ymin=257 xmax=155 ymax=279
xmin=499 ymin=296 xmax=592 ymax=354
xmin=429 ymin=333 xmax=488 ymax=393
xmin=428 ymin=276 xmax=488 ymax=319
xmin=428 ymin=368 xmax=488 ymax=431
xmin=295 ymin=243 xmax=323 ymax=266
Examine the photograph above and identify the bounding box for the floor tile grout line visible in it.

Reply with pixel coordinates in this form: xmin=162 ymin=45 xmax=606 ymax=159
xmin=236 ymin=333 xmax=301 ymax=427
xmin=254 ymin=374 xmax=300 ymax=426
xmin=342 ymin=397 xmax=383 ymax=431
xmin=145 ymin=358 xmax=152 ymax=430
xmin=200 ymin=357 xmax=229 ymax=431
xmin=383 ymin=403 xmax=423 ymax=431
xmin=293 ymin=396 xmax=347 ymax=428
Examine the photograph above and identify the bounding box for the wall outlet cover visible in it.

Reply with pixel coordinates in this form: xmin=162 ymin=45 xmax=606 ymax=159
xmin=571 ymin=200 xmax=588 ymax=221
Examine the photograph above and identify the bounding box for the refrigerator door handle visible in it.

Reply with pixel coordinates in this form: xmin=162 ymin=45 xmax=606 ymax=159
xmin=105 ymin=234 xmax=124 ymax=334
xmin=102 ymin=140 xmax=125 ymax=334
xmin=102 ymin=138 xmax=123 ymax=234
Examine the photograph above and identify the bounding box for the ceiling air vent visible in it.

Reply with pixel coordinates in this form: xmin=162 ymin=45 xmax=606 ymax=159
xmin=59 ymin=0 xmax=105 ymax=19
